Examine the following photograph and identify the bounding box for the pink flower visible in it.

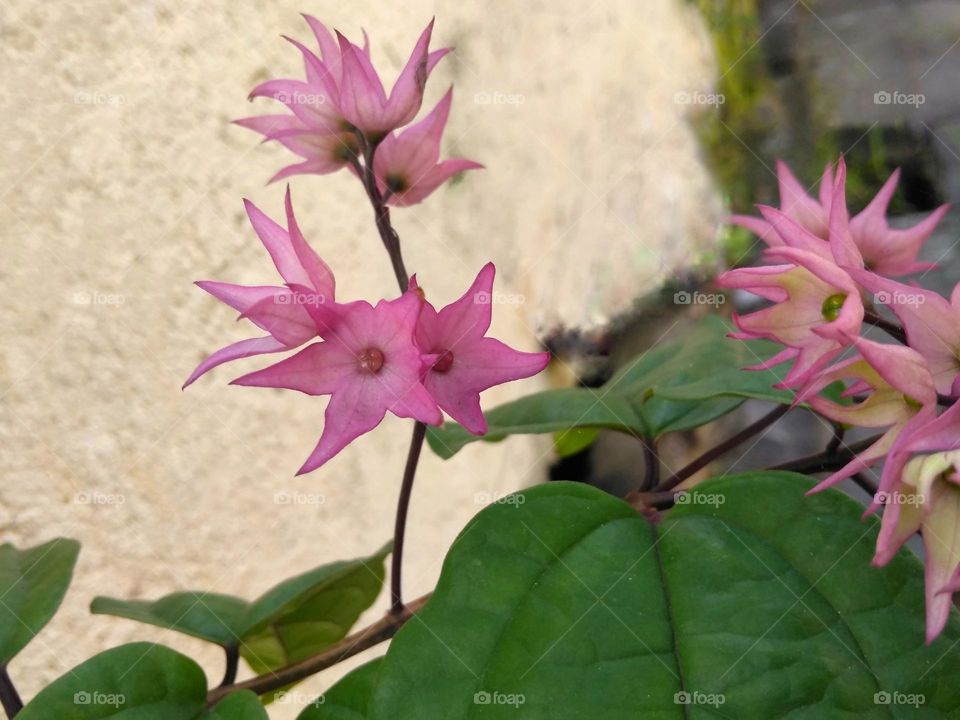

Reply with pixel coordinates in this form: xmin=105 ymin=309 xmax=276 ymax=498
xmin=335 ymin=19 xmax=450 ymax=139
xmin=719 ymin=160 xmax=864 ymax=387
xmin=870 ymin=401 xmax=960 ymax=643
xmin=718 ymin=253 xmax=863 ymax=388
xmin=233 ymin=292 xmax=442 ymax=474
xmin=732 ymin=159 xmax=948 ymax=276
xmin=238 ymin=17 xmax=450 ymax=178
xmin=799 ymin=337 xmax=936 ymax=492
xmin=852 ymin=270 xmax=960 ymax=396
xmin=184 ymin=188 xmax=334 ymax=388
xmin=411 ymin=264 xmax=550 ymax=434
xmin=373 ymin=89 xmax=483 ymax=206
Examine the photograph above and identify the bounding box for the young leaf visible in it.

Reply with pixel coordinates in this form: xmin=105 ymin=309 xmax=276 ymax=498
xmin=0 ymin=538 xmax=80 ymax=665
xmin=239 ymin=542 xmax=391 ymax=673
xmin=90 ymin=592 xmax=250 ymax=648
xmin=351 ymin=476 xmax=960 ymax=718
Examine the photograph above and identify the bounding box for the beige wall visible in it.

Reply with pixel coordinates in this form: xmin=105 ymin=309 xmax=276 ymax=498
xmin=1 ymin=0 xmax=718 ymax=716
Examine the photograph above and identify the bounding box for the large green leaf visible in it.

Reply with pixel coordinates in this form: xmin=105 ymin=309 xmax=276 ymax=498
xmin=239 ymin=542 xmax=391 ymax=673
xmin=18 ymin=643 xmax=207 ymax=719
xmin=427 ymin=315 xmax=792 ymax=459
xmin=91 ymin=543 xmax=390 ymax=677
xmin=348 ymin=477 xmax=960 ymax=718
xmin=297 ymin=658 xmax=383 ymax=720
xmin=0 ymin=538 xmax=80 ymax=665
xmin=91 ymin=592 xmax=250 ymax=648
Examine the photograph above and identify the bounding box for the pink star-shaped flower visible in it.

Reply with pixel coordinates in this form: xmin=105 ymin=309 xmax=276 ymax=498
xmin=411 ymin=263 xmax=550 ymax=434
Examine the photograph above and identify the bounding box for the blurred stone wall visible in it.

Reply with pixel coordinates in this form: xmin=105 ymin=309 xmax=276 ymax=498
xmin=0 ymin=1 xmax=719 ymax=716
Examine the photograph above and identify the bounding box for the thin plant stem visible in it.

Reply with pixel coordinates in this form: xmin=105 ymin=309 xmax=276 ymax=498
xmin=392 ymin=422 xmax=427 ymax=616
xmin=0 ymin=666 xmax=22 ymax=718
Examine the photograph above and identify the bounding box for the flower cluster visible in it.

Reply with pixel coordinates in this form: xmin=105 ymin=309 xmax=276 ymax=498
xmin=235 ymin=16 xmax=482 ymax=204
xmin=720 ymin=158 xmax=959 ymax=642
xmin=186 ymin=21 xmax=547 ymax=474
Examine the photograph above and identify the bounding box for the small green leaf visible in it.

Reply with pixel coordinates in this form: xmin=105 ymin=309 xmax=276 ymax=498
xmin=204 ymin=690 xmax=269 ymax=719
xmin=0 ymin=538 xmax=80 ymax=665
xmin=239 ymin=542 xmax=391 ymax=674
xmin=91 ymin=593 xmax=250 ymax=647
xmin=297 ymin=658 xmax=383 ymax=719
xmin=18 ymin=643 xmax=206 ymax=719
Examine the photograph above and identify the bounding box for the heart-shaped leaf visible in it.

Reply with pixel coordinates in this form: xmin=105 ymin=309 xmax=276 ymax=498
xmin=349 ymin=476 xmax=960 ymax=718
xmin=0 ymin=538 xmax=80 ymax=665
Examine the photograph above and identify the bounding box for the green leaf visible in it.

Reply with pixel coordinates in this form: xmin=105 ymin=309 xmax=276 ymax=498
xmin=428 ymin=316 xmax=791 ymax=458
xmin=239 ymin=542 xmax=391 ymax=673
xmin=92 ymin=543 xmax=391 ymax=681
xmin=427 ymin=389 xmax=645 ymax=459
xmin=297 ymin=658 xmax=383 ymax=720
xmin=356 ymin=476 xmax=960 ymax=718
xmin=0 ymin=538 xmax=80 ymax=665
xmin=552 ymin=427 xmax=600 ymax=457
xmin=18 ymin=643 xmax=207 ymax=719
xmin=204 ymin=690 xmax=269 ymax=719
xmin=91 ymin=593 xmax=250 ymax=648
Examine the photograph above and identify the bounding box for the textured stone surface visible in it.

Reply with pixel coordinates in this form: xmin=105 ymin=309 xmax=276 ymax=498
xmin=1 ymin=0 xmax=717 ymax=715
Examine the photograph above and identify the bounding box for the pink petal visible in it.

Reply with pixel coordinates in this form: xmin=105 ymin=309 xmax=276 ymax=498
xmin=183 ymin=335 xmax=288 ymax=389
xmin=231 ymin=341 xmax=352 ymax=396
